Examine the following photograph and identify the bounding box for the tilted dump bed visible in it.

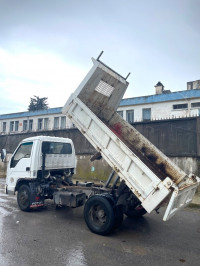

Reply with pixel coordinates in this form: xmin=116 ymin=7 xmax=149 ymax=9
xmin=63 ymin=56 xmax=200 ymax=220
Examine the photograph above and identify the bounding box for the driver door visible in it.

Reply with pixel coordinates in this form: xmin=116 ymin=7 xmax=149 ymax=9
xmin=7 ymin=142 xmax=33 ymax=188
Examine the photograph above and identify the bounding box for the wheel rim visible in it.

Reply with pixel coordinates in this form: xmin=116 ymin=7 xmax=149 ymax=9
xmin=89 ymin=204 xmax=107 ymax=226
xmin=19 ymin=188 xmax=29 ymax=207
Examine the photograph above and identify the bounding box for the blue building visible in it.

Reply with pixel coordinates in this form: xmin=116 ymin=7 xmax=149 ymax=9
xmin=1 ymin=82 xmax=200 ymax=134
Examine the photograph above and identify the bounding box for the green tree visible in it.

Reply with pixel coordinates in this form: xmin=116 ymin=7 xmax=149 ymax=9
xmin=28 ymin=96 xmax=49 ymax=111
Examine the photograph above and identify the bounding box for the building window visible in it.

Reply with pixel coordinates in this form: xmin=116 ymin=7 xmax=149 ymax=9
xmin=60 ymin=116 xmax=66 ymax=129
xmin=38 ymin=119 xmax=43 ymax=130
xmin=191 ymin=102 xmax=200 ymax=108
xmin=23 ymin=120 xmax=28 ymax=131
xmin=44 ymin=118 xmax=49 ymax=130
xmin=29 ymin=120 xmax=33 ymax=131
xmin=15 ymin=121 xmax=19 ymax=132
xmin=126 ymin=110 xmax=134 ymax=123
xmin=173 ymin=104 xmax=188 ymax=110
xmin=10 ymin=121 xmax=14 ymax=132
xmin=142 ymin=108 xmax=151 ymax=121
xmin=3 ymin=122 xmax=6 ymax=132
xmin=54 ymin=117 xmax=59 ymax=129
xmin=117 ymin=111 xmax=123 ymax=117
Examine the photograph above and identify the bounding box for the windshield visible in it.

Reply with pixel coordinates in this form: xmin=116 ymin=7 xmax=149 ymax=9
xmin=11 ymin=142 xmax=33 ymax=168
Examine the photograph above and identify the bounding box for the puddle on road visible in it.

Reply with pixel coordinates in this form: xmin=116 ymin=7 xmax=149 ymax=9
xmin=0 ymin=192 xmax=7 ymax=197
xmin=0 ymin=189 xmax=19 ymax=216
xmin=0 ymin=198 xmax=8 ymax=203
xmin=0 ymin=252 xmax=10 ymax=266
xmin=0 ymin=187 xmax=19 ymax=265
xmin=0 ymin=189 xmax=17 ymax=199
xmin=0 ymin=206 xmax=10 ymax=217
xmin=55 ymin=242 xmax=87 ymax=266
xmin=0 ymin=203 xmax=19 ymax=214
xmin=0 ymin=208 xmax=11 ymax=265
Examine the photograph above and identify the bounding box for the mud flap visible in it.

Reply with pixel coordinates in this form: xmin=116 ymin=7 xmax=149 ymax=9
xmin=29 ymin=183 xmax=44 ymax=208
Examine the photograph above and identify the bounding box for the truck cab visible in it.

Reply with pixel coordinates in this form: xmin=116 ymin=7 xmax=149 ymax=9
xmin=6 ymin=136 xmax=76 ymax=209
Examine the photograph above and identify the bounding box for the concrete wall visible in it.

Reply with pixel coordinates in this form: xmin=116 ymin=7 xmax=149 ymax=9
xmin=74 ymin=155 xmax=112 ymax=181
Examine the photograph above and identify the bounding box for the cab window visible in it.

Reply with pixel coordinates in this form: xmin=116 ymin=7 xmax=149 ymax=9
xmin=43 ymin=142 xmax=72 ymax=154
xmin=11 ymin=142 xmax=33 ymax=168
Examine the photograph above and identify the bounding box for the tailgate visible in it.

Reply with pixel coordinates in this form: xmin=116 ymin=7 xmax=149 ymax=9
xmin=163 ymin=179 xmax=200 ymax=221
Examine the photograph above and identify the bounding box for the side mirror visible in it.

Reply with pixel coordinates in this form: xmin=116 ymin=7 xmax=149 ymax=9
xmin=1 ymin=149 xmax=6 ymax=162
xmin=42 ymin=142 xmax=50 ymax=154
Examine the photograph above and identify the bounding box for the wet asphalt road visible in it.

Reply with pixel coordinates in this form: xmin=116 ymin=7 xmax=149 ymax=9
xmin=0 ymin=179 xmax=200 ymax=266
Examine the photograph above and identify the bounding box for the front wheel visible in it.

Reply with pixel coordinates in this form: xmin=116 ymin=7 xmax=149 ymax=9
xmin=17 ymin=184 xmax=31 ymax=211
xmin=84 ymin=195 xmax=115 ymax=235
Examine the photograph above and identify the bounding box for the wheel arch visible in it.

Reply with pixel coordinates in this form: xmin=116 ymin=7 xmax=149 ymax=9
xmin=15 ymin=178 xmax=33 ymax=192
xmin=99 ymin=193 xmax=116 ymax=206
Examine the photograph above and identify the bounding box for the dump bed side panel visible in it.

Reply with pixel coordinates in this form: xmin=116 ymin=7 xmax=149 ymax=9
xmin=63 ymin=57 xmax=200 ymax=216
xmin=65 ymin=97 xmax=172 ymax=212
xmin=63 ymin=58 xmax=187 ymax=185
xmin=107 ymin=113 xmax=187 ymax=184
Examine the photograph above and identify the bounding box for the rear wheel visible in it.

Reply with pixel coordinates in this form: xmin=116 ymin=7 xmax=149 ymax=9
xmin=84 ymin=195 xmax=115 ymax=235
xmin=17 ymin=184 xmax=31 ymax=211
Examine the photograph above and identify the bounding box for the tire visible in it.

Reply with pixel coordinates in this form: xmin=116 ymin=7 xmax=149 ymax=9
xmin=84 ymin=195 xmax=115 ymax=235
xmin=17 ymin=184 xmax=31 ymax=211
xmin=124 ymin=205 xmax=147 ymax=218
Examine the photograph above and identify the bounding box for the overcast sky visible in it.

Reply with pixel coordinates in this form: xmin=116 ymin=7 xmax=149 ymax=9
xmin=0 ymin=0 xmax=199 ymax=114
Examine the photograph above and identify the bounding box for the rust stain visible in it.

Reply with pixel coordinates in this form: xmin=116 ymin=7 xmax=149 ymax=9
xmin=85 ymin=100 xmax=185 ymax=184
xmin=109 ymin=122 xmax=123 ymax=139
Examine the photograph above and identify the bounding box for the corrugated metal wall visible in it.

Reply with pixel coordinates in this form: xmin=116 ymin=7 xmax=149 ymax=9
xmin=134 ymin=117 xmax=198 ymax=157
xmin=0 ymin=117 xmax=199 ymax=157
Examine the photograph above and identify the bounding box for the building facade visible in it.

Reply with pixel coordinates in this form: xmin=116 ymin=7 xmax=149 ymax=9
xmin=1 ymin=82 xmax=200 ymax=134
xmin=0 ymin=107 xmax=74 ymax=134
xmin=118 ymin=88 xmax=200 ymax=123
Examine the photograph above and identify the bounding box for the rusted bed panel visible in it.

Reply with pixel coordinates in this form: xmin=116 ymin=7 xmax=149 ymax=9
xmin=66 ymin=57 xmax=187 ymax=185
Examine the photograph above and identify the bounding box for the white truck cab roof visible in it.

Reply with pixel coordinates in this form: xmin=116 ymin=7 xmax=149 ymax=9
xmin=21 ymin=136 xmax=73 ymax=144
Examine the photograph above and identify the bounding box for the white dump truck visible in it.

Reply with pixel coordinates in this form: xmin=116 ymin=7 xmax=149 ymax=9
xmin=6 ymin=54 xmax=200 ymax=235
